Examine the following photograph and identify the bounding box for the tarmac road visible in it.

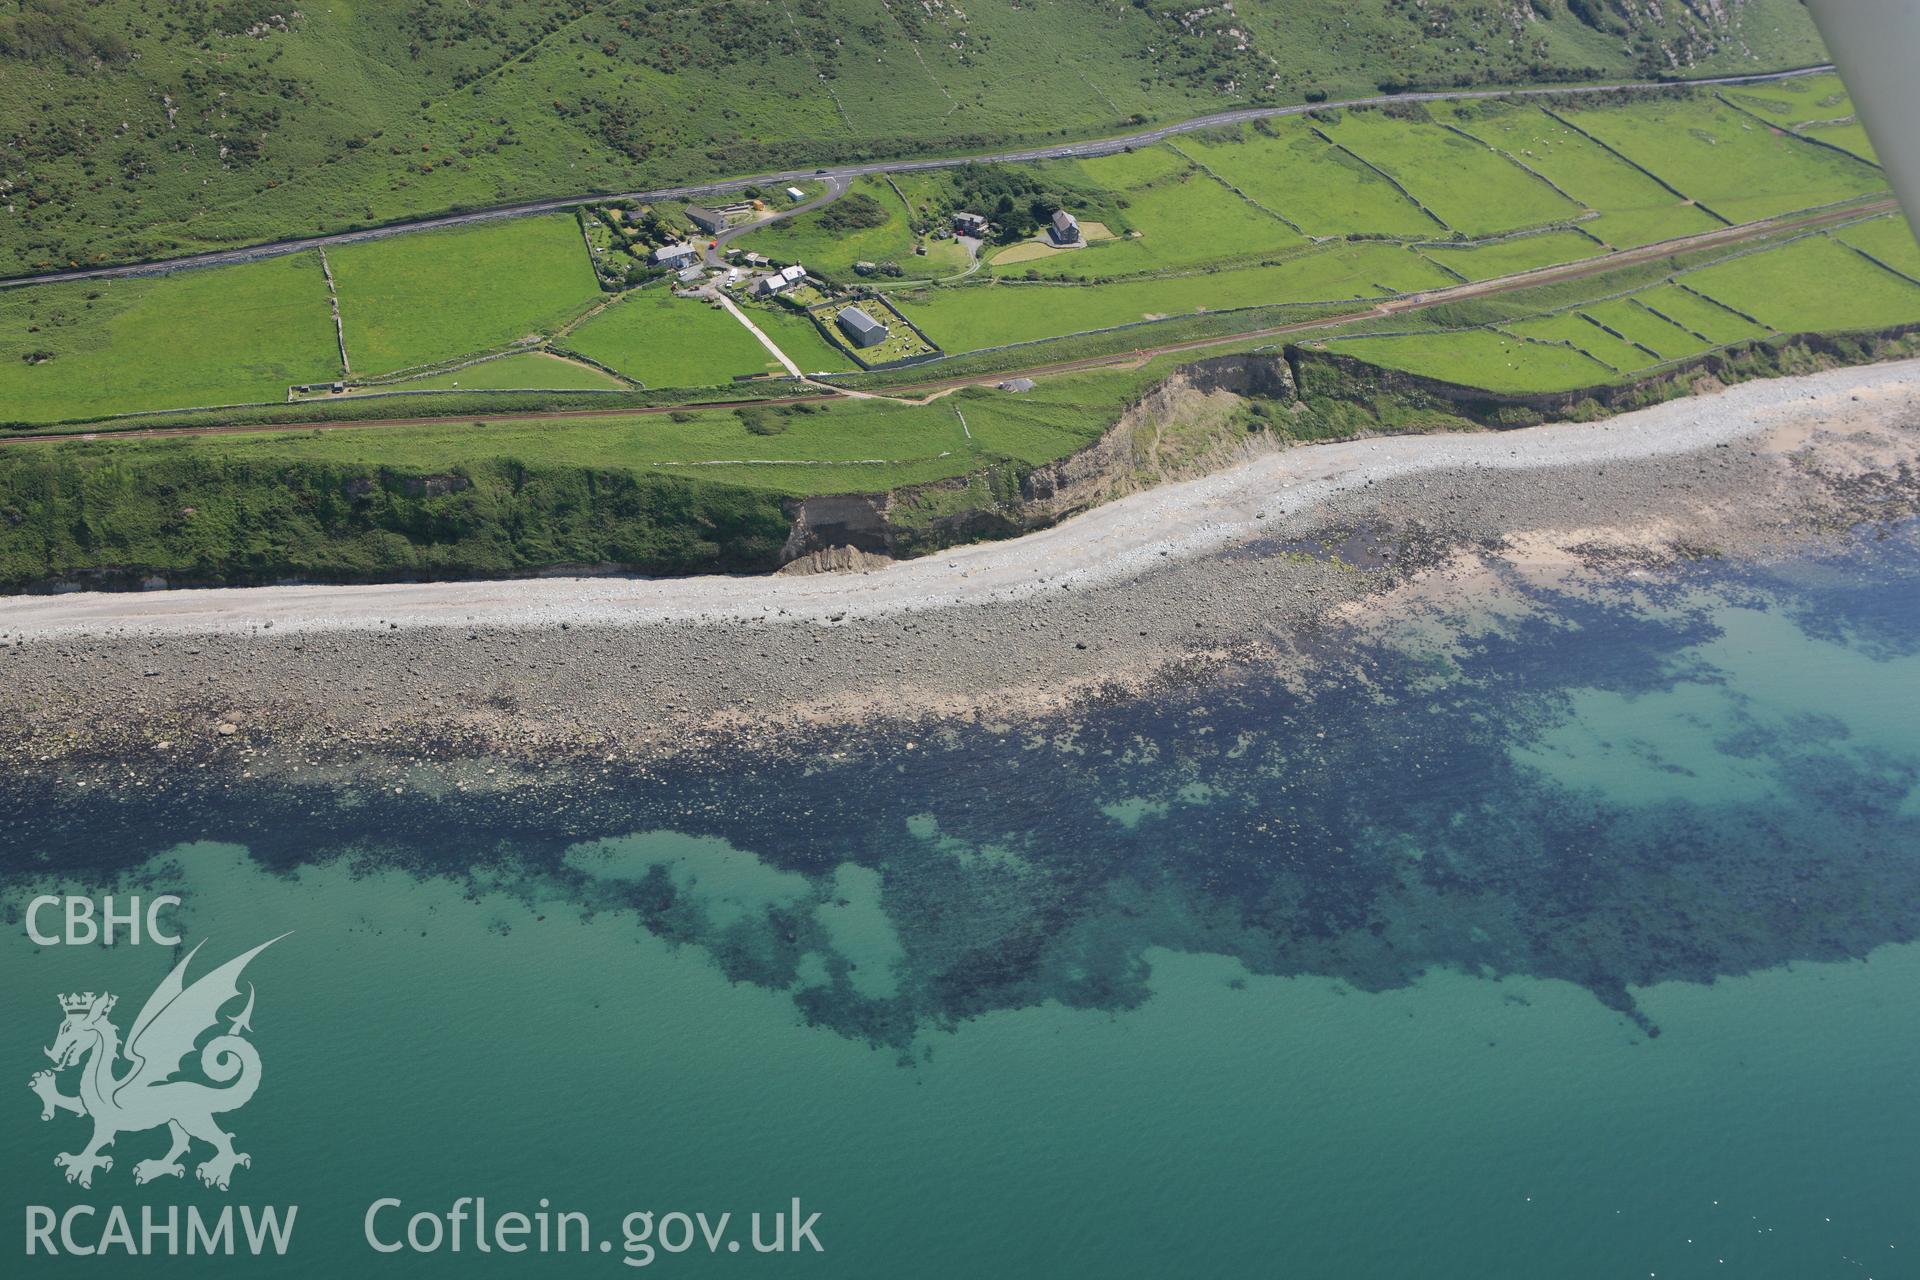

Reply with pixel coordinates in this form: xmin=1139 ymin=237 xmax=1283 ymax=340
xmin=0 ymin=65 xmax=1834 ymax=291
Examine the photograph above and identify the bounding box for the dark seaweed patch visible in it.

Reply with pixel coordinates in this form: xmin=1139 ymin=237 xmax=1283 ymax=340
xmin=3 ymin=526 xmax=1918 ymax=1050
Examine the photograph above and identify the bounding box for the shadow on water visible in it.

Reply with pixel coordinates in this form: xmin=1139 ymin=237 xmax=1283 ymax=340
xmin=4 ymin=523 xmax=1918 ymax=1051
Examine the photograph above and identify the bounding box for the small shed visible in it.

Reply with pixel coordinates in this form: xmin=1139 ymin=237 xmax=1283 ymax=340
xmin=786 ymin=186 xmax=807 ymax=201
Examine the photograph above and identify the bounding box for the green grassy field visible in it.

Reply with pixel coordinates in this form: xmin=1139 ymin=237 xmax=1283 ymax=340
xmin=755 ymin=307 xmax=861 ymax=376
xmin=565 ymin=291 xmax=785 ymax=387
xmin=0 ymin=360 xmax=1159 ymax=586
xmin=388 ymin=352 xmax=623 ymax=393
xmin=0 ymin=253 xmax=339 ymax=425
xmin=1677 ymin=234 xmax=1920 ymax=333
xmin=1418 ymin=231 xmax=1607 ymax=282
xmin=1634 ymin=284 xmax=1770 ymax=345
xmin=327 ymin=215 xmax=602 ymax=376
xmin=1178 ymin=120 xmax=1441 ymax=238
xmin=1561 ymin=97 xmax=1886 ymax=227
xmin=1833 ymin=215 xmax=1920 ymax=281
xmin=5 ymin=366 xmax=1127 ymax=499
xmin=989 ymin=151 xmax=1305 ymax=280
xmin=1317 ymin=329 xmax=1608 ymax=393
xmin=1320 ymin=227 xmax=1920 ymax=396
xmin=1720 ymin=73 xmax=1878 ymax=164
xmin=1508 ymin=310 xmax=1659 ymax=374
xmin=1437 ymin=102 xmax=1724 ymax=248
xmin=1581 ymin=298 xmax=1714 ymax=362
xmin=1319 ymin=109 xmax=1583 ymax=236
xmin=899 ymin=242 xmax=1453 ymax=352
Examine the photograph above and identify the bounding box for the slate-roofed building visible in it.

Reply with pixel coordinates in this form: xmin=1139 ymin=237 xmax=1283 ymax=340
xmin=1049 ymin=209 xmax=1081 ymax=244
xmin=686 ymin=205 xmax=728 ymax=235
xmin=836 ymin=307 xmax=889 ymax=349
xmin=755 ymin=263 xmax=808 ymax=296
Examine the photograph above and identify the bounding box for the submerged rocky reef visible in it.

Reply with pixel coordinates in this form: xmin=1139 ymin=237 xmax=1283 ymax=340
xmin=4 ymin=524 xmax=1918 ymax=1052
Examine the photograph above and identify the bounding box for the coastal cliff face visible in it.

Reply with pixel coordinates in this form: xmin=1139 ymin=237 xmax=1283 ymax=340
xmin=779 ymin=353 xmax=1298 ymax=567
xmin=777 ymin=327 xmax=1920 ymax=570
xmin=1292 ymin=326 xmax=1920 ymax=428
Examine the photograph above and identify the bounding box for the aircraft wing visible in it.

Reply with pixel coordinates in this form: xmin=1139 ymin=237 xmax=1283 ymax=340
xmin=1805 ymin=0 xmax=1920 ymax=226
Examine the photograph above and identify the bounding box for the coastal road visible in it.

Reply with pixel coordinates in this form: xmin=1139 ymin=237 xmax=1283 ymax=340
xmin=0 ymin=194 xmax=1891 ymax=449
xmin=0 ymin=66 xmax=1837 ymax=291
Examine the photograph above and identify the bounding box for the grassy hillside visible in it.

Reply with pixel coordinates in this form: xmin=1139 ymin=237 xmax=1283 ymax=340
xmin=1 ymin=79 xmax=1898 ymax=429
xmin=0 ymin=0 xmax=1825 ymax=276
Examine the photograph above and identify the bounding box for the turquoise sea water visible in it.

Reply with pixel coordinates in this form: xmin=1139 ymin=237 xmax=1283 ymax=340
xmin=4 ymin=524 xmax=1918 ymax=1277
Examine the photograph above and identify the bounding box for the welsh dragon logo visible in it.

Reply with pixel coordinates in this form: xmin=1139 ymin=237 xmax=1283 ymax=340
xmin=28 ymin=936 xmax=286 ymax=1191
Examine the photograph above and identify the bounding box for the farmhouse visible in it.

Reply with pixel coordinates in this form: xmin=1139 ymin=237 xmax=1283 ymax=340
xmin=953 ymin=211 xmax=989 ymax=236
xmin=652 ymin=242 xmax=697 ymax=267
xmin=685 ymin=205 xmax=728 ymax=235
xmin=1049 ymin=209 xmax=1081 ymax=245
xmin=755 ymin=263 xmax=808 ymax=296
xmin=837 ymin=306 xmax=889 ymax=349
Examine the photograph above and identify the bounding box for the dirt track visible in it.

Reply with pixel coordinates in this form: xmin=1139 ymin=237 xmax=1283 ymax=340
xmin=0 ymin=195 xmax=1893 ymax=450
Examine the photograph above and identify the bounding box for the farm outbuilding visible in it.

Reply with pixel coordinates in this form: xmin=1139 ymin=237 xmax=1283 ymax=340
xmin=837 ymin=307 xmax=889 ymax=349
xmin=685 ymin=206 xmax=728 ymax=234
